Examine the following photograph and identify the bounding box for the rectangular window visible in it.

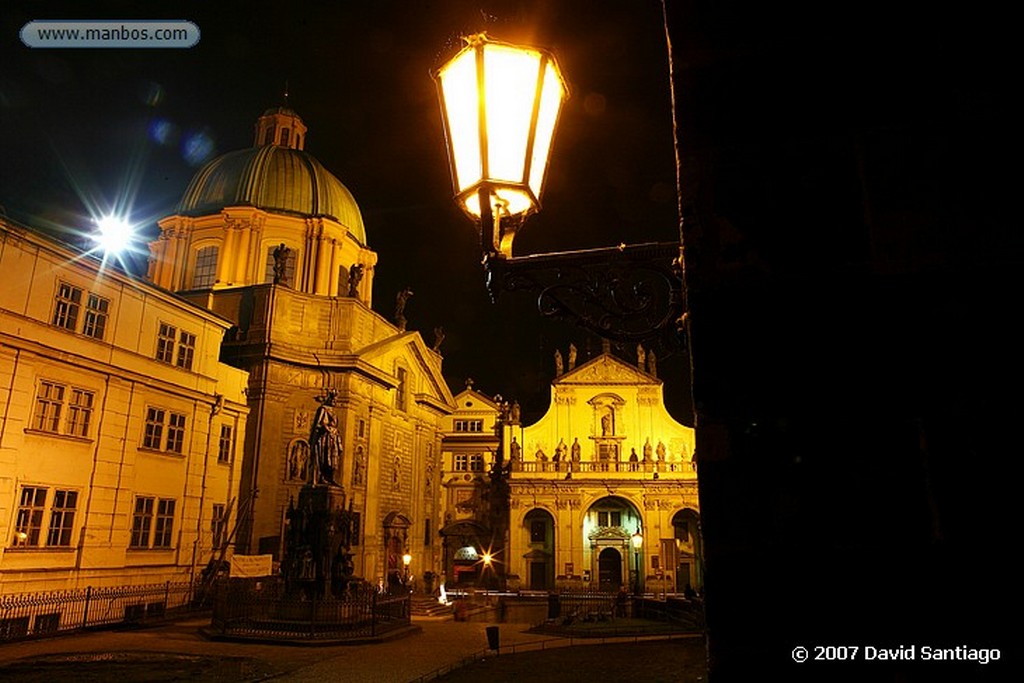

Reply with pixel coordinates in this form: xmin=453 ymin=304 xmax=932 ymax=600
xmin=65 ymin=388 xmax=94 ymax=437
xmin=52 ymin=282 xmax=82 ymax=331
xmin=469 ymin=453 xmax=484 ymax=472
xmin=530 ymin=520 xmax=546 ymax=543
xmin=46 ymin=490 xmax=78 ymax=547
xmin=424 ymin=518 xmax=431 ymax=546
xmin=82 ymin=293 xmax=109 ymax=340
xmin=13 ymin=487 xmax=47 ymax=546
xmin=454 ymin=453 xmax=468 ymax=471
xmin=218 ymin=424 xmax=233 ymax=463
xmin=143 ymin=407 xmax=165 ymax=449
xmin=156 ymin=323 xmax=176 ymax=363
xmin=211 ymin=503 xmax=227 ymax=549
xmin=191 ymin=246 xmax=218 ymax=289
xmin=358 ymin=419 xmax=366 ymax=439
xmin=153 ymin=499 xmax=175 ymax=548
xmin=598 ymin=511 xmax=609 ymax=527
xmin=143 ymin=407 xmax=186 ymax=454
xmin=130 ymin=496 xmax=175 ymax=549
xmin=166 ymin=412 xmax=186 ymax=453
xmin=130 ymin=497 xmax=154 ymax=548
xmin=610 ymin=511 xmax=622 ymax=527
xmin=675 ymin=521 xmax=689 ymax=543
xmin=33 ymin=381 xmax=65 ymax=433
xmin=176 ymin=331 xmax=196 ymax=370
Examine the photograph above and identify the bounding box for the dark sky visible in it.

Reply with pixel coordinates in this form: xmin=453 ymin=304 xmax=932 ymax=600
xmin=0 ymin=0 xmax=690 ymax=423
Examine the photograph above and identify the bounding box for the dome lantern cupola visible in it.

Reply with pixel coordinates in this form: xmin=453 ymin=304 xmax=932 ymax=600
xmin=254 ymin=107 xmax=308 ymax=150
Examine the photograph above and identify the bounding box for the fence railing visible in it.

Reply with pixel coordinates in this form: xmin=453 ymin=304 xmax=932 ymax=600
xmin=511 ymin=460 xmax=695 ymax=475
xmin=0 ymin=581 xmax=201 ymax=644
xmin=209 ymin=578 xmax=411 ymax=641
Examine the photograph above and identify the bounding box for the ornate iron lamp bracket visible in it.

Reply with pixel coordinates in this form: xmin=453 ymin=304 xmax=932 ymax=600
xmin=483 ymin=241 xmax=686 ymax=349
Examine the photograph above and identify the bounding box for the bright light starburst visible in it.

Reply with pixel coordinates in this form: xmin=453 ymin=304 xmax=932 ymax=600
xmin=93 ymin=215 xmax=135 ymax=255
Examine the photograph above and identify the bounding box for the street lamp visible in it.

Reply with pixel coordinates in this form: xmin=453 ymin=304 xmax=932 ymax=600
xmin=435 ymin=33 xmax=685 ymax=348
xmin=402 ymin=552 xmax=412 ymax=588
xmin=631 ymin=529 xmax=643 ymax=596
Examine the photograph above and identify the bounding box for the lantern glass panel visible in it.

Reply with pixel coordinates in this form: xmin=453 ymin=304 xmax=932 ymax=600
xmin=483 ymin=44 xmax=541 ymax=185
xmin=439 ymin=48 xmax=482 ymax=193
xmin=529 ymin=63 xmax=566 ymax=198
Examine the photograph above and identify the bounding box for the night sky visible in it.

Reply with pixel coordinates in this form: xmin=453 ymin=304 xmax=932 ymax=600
xmin=0 ymin=0 xmax=689 ymax=423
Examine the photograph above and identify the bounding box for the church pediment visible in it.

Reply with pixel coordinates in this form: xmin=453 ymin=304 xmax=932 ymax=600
xmin=357 ymin=332 xmax=456 ymax=410
xmin=588 ymin=526 xmax=631 ymax=542
xmin=557 ymin=354 xmax=659 ymax=386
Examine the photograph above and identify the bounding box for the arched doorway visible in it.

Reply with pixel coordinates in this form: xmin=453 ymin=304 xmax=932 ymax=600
xmin=523 ymin=508 xmax=555 ymax=590
xmin=585 ymin=495 xmax=642 ymax=592
xmin=671 ymin=509 xmax=702 ymax=593
xmin=598 ymin=547 xmax=623 ymax=589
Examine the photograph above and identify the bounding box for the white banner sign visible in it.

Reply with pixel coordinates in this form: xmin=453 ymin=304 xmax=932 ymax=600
xmin=230 ymin=554 xmax=273 ymax=578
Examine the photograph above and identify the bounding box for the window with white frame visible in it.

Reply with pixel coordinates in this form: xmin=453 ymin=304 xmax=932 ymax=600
xmin=454 ymin=453 xmax=468 ymax=471
xmin=469 ymin=453 xmax=484 ymax=472
xmin=143 ymin=406 xmax=187 ymax=454
xmin=454 ymin=419 xmax=483 ymax=432
xmin=11 ymin=486 xmax=78 ymax=548
xmin=32 ymin=380 xmax=94 ymax=438
xmin=191 ymin=246 xmax=218 ymax=289
xmin=156 ymin=323 xmax=176 ymax=363
xmin=130 ymin=496 xmax=175 ymax=549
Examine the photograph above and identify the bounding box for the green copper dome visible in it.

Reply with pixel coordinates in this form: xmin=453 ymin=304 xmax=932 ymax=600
xmin=177 ymin=143 xmax=367 ymax=245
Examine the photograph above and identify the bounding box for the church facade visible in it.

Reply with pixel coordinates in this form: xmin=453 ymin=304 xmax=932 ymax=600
xmin=146 ymin=108 xmax=455 ymax=585
xmin=504 ymin=351 xmax=700 ymax=594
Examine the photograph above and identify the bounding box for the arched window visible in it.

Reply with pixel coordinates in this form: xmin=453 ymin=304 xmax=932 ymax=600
xmin=191 ymin=246 xmax=218 ymax=289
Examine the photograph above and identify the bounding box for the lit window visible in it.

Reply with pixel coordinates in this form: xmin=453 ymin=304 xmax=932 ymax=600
xmin=46 ymin=490 xmax=78 ymax=547
xmin=52 ymin=282 xmax=82 ymax=331
xmin=218 ymin=424 xmax=233 ymax=463
xmin=176 ymin=331 xmax=196 ymax=370
xmin=192 ymin=246 xmax=218 ymax=289
xmin=130 ymin=496 xmax=175 ymax=549
xmin=13 ymin=487 xmax=47 ymax=546
xmin=156 ymin=323 xmax=176 ymax=363
xmin=82 ymin=293 xmax=109 ymax=340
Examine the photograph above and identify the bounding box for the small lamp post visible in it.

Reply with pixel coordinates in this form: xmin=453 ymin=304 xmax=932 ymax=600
xmin=631 ymin=529 xmax=644 ymax=596
xmin=402 ymin=552 xmax=412 ymax=589
xmin=435 ymin=33 xmax=685 ymax=348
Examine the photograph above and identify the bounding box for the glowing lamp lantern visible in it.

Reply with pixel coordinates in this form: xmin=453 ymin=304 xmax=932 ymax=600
xmin=435 ymin=33 xmax=568 ymax=257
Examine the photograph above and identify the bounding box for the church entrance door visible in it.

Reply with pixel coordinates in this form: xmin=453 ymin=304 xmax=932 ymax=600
xmin=598 ymin=547 xmax=623 ymax=590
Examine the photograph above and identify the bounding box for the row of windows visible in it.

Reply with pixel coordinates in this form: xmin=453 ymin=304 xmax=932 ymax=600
xmin=30 ymin=380 xmax=234 ymax=459
xmin=52 ymin=282 xmax=110 ymax=339
xmin=51 ymin=282 xmax=202 ymax=374
xmin=11 ymin=485 xmax=231 ymax=551
xmin=191 ymin=245 xmax=305 ymax=290
xmin=453 ymin=419 xmax=484 ymax=432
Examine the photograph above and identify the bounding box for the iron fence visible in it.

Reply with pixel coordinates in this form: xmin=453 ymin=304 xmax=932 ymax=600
xmin=209 ymin=578 xmax=410 ymax=641
xmin=0 ymin=581 xmax=200 ymax=643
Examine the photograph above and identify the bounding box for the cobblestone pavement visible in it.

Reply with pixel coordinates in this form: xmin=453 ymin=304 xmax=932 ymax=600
xmin=3 ymin=616 xmax=663 ymax=682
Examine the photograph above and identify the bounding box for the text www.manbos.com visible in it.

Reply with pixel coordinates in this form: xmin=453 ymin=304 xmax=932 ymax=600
xmin=21 ymin=21 xmax=200 ymax=48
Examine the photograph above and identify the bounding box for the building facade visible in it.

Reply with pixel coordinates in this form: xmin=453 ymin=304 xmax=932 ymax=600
xmin=505 ymin=352 xmax=700 ymax=594
xmin=0 ymin=217 xmax=249 ymax=593
xmin=440 ymin=352 xmax=701 ymax=594
xmin=147 ymin=108 xmax=455 ymax=586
